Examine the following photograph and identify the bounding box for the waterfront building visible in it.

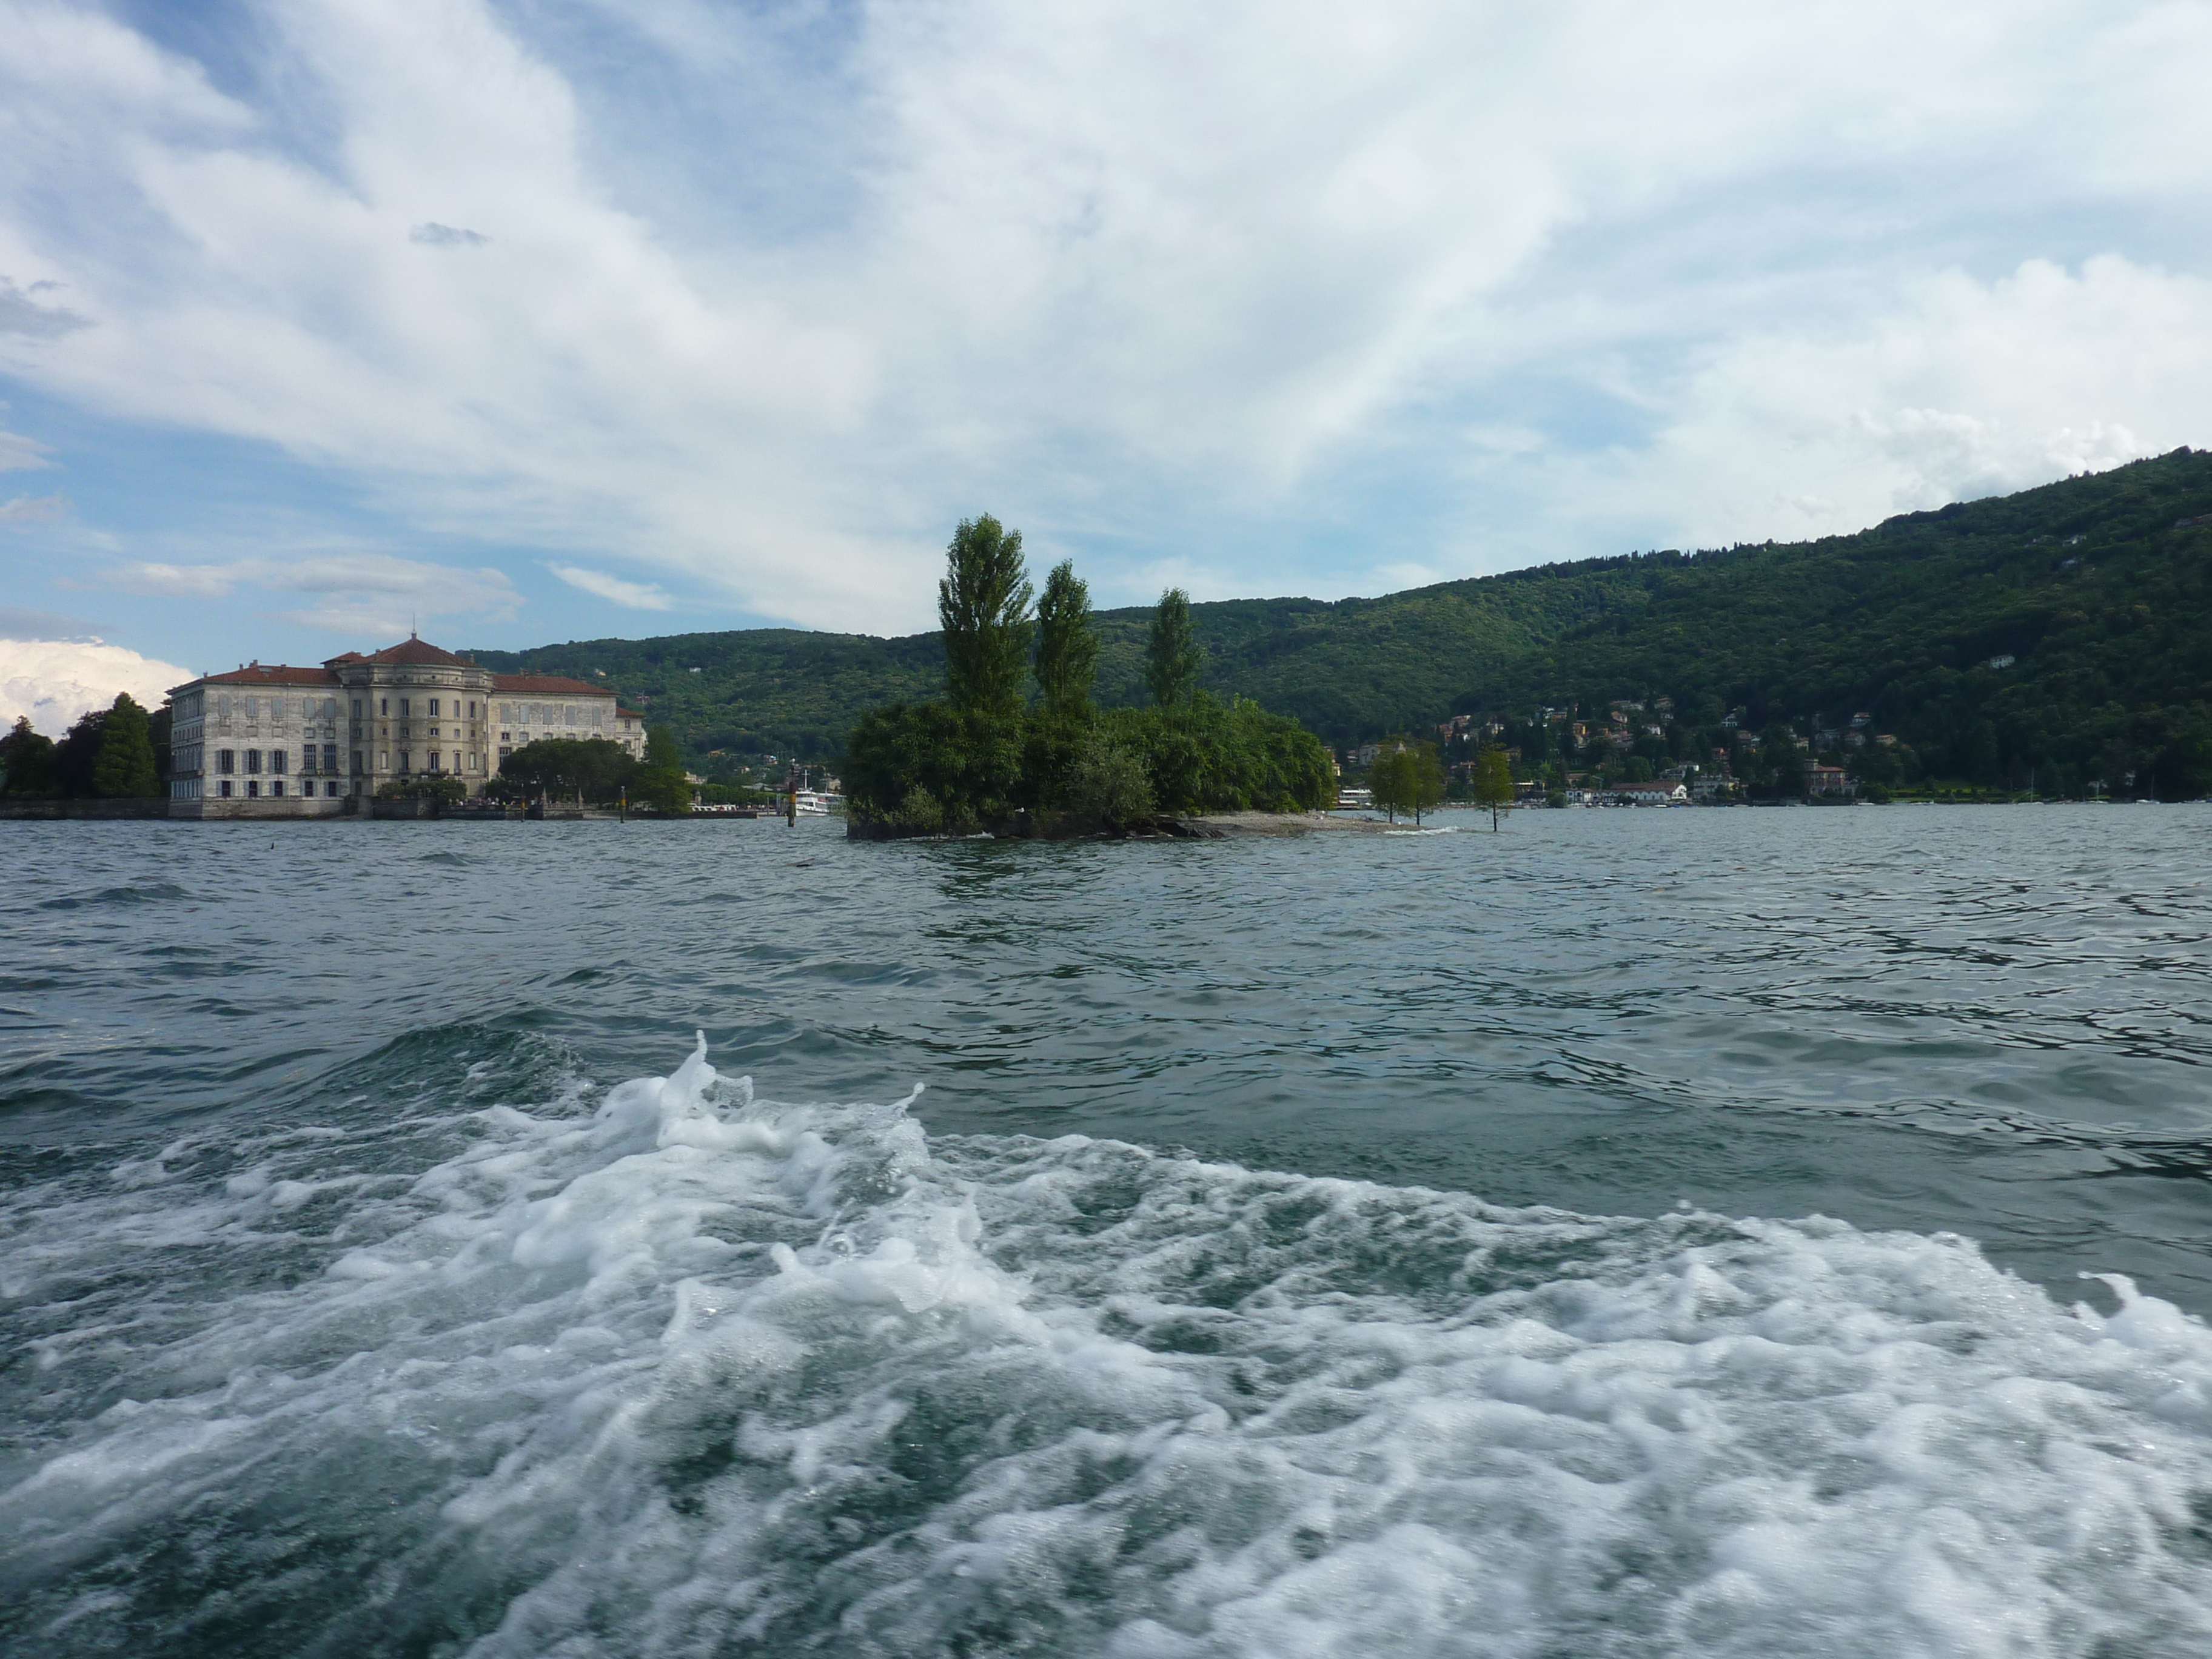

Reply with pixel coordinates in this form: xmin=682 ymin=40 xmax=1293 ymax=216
xmin=167 ymin=637 xmax=646 ymax=816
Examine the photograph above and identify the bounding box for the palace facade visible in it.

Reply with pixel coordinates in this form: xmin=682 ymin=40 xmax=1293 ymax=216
xmin=167 ymin=636 xmax=646 ymax=816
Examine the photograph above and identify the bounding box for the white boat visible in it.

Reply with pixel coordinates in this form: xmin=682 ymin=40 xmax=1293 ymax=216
xmin=794 ymin=789 xmax=844 ymax=815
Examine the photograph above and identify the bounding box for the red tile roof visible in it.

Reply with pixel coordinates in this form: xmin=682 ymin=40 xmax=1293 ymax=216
xmin=494 ymin=674 xmax=611 ymax=695
xmin=617 ymin=707 xmax=645 ymax=719
xmin=364 ymin=637 xmax=475 ymax=667
xmin=199 ymin=664 xmax=343 ymax=686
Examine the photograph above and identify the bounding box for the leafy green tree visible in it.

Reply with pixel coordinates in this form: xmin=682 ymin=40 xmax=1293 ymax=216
xmin=1067 ymin=734 xmax=1154 ymax=827
xmin=0 ymin=716 xmax=59 ymax=797
xmin=1370 ymin=742 xmax=1446 ymax=825
xmin=1145 ymin=587 xmax=1204 ymax=710
xmin=940 ymin=514 xmax=1034 ymax=714
xmin=640 ymin=767 xmax=693 ymax=816
xmin=632 ymin=723 xmax=692 ymax=814
xmin=499 ymin=736 xmax=638 ymax=803
xmin=91 ymin=693 xmax=159 ymax=797
xmin=1472 ymin=745 xmax=1515 ymax=830
xmin=54 ymin=706 xmax=107 ymax=797
xmin=1034 ymin=559 xmax=1100 ymax=719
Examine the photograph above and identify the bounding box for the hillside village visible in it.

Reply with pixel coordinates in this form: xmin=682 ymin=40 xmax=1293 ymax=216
xmin=1350 ymin=695 xmax=1960 ymax=807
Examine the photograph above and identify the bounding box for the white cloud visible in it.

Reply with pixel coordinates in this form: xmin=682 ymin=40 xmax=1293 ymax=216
xmin=0 ymin=425 xmax=52 ymax=471
xmin=103 ymin=552 xmax=516 ymax=636
xmin=0 ymin=0 xmax=2206 ymax=631
xmin=550 ymin=564 xmax=674 ymax=610
xmin=1598 ymin=256 xmax=2212 ymax=548
xmin=0 ymin=636 xmax=195 ymax=733
xmin=0 ymin=492 xmax=64 ymax=524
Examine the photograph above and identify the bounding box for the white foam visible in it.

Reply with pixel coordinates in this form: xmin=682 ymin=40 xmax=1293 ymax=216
xmin=8 ymin=1038 xmax=2212 ymax=1656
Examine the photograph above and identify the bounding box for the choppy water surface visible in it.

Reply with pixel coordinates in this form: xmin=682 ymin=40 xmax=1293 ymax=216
xmin=4 ymin=805 xmax=2211 ymax=1657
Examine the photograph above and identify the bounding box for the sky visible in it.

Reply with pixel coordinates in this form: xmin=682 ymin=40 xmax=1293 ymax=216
xmin=2 ymin=0 xmax=2210 ymax=725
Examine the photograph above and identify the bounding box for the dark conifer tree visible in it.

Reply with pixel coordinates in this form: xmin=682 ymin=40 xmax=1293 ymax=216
xmin=92 ymin=694 xmax=159 ymax=797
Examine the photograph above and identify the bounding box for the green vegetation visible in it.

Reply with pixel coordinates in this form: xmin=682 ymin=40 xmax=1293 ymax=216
xmin=468 ymin=450 xmax=2212 ymax=799
xmin=1145 ymin=587 xmax=1205 ymax=709
xmin=488 ymin=722 xmax=692 ymax=813
xmin=493 ymin=736 xmax=638 ymax=804
xmin=845 ymin=526 xmax=1335 ymax=834
xmin=1369 ymin=742 xmax=1446 ymax=825
xmin=940 ymin=515 xmax=1034 ymax=715
xmin=0 ymin=695 xmax=165 ymax=799
xmin=1471 ymin=746 xmax=1515 ymax=830
xmin=1034 ymin=560 xmax=1099 ymax=719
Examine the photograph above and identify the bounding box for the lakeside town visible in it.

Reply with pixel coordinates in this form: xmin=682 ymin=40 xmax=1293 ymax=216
xmin=0 ymin=666 xmax=2174 ymax=819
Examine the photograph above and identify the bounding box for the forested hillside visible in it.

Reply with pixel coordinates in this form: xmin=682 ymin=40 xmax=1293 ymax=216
xmin=473 ymin=447 xmax=2212 ymax=788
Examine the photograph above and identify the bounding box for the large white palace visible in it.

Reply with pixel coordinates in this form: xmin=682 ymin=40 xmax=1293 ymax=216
xmin=166 ymin=636 xmax=647 ymax=816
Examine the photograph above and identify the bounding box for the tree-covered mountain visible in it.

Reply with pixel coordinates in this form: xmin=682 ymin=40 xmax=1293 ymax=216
xmin=472 ymin=446 xmax=2212 ymax=788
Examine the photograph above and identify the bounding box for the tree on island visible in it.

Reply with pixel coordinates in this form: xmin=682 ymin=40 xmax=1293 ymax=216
xmin=1472 ymin=745 xmax=1515 ymax=830
xmin=843 ymin=520 xmax=1333 ymax=835
xmin=940 ymin=515 xmax=1035 ymax=714
xmin=1370 ymin=742 xmax=1446 ymax=825
xmin=1145 ymin=586 xmax=1205 ymax=709
xmin=91 ymin=694 xmax=159 ymax=797
xmin=1033 ymin=560 xmax=1099 ymax=719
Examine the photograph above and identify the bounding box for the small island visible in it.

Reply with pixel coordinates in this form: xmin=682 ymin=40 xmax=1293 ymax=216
xmin=845 ymin=517 xmax=1336 ymax=838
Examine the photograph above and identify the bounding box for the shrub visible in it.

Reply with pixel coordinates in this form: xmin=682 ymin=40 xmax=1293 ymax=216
xmin=1068 ymin=737 xmax=1155 ymax=827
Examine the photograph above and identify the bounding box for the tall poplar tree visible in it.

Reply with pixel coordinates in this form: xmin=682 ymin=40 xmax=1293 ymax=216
xmin=939 ymin=515 xmax=1034 ymax=714
xmin=1145 ymin=587 xmax=1204 ymax=711
xmin=1033 ymin=560 xmax=1099 ymax=719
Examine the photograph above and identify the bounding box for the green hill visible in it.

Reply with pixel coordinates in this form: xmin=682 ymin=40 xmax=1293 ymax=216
xmin=473 ymin=446 xmax=2212 ymax=789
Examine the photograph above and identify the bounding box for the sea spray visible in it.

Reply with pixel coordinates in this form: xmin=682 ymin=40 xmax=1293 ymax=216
xmin=8 ymin=1038 xmax=2212 ymax=1657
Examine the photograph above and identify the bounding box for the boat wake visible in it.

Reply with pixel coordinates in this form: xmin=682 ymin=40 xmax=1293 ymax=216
xmin=8 ymin=1036 xmax=2212 ymax=1657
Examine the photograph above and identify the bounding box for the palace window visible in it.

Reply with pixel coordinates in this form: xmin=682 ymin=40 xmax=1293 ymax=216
xmin=271 ymin=780 xmax=284 ymax=797
xmin=351 ymin=699 xmax=363 ymax=717
xmin=245 ymin=749 xmax=263 ymax=774
xmin=429 ymin=699 xmax=440 ymax=717
xmin=298 ymin=747 xmax=314 ymax=775
xmin=217 ymin=749 xmax=235 ymax=774
xmin=400 ymin=699 xmax=411 ymax=717
xmin=246 ymin=780 xmax=259 ymax=798
xmin=380 ymin=698 xmax=388 ymax=716
xmin=270 ymin=749 xmax=287 ymax=774
xmin=218 ymin=780 xmax=232 ymax=798
xmin=326 ymin=780 xmax=340 ymax=797
xmin=324 ymin=745 xmax=337 ymax=773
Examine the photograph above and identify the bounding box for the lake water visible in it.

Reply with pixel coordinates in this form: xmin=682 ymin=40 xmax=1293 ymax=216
xmin=5 ymin=804 xmax=2212 ymax=1656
